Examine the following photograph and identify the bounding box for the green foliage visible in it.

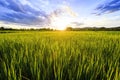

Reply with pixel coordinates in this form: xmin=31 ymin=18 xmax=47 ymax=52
xmin=0 ymin=31 xmax=120 ymax=80
xmin=65 ymin=27 xmax=120 ymax=31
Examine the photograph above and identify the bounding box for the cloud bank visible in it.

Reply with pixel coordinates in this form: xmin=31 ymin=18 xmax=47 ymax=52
xmin=95 ymin=0 xmax=120 ymax=15
xmin=0 ymin=0 xmax=50 ymax=26
xmin=0 ymin=0 xmax=76 ymax=27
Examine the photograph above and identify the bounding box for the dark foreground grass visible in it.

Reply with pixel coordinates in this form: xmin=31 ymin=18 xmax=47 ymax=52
xmin=0 ymin=31 xmax=120 ymax=80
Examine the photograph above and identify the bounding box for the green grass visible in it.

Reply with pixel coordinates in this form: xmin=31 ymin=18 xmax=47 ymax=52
xmin=0 ymin=31 xmax=120 ymax=80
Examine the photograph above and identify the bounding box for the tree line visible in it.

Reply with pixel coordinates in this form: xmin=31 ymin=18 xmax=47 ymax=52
xmin=66 ymin=27 xmax=120 ymax=31
xmin=0 ymin=26 xmax=120 ymax=31
xmin=0 ymin=27 xmax=54 ymax=31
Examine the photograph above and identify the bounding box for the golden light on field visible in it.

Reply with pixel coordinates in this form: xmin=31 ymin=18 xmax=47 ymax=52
xmin=51 ymin=17 xmax=71 ymax=30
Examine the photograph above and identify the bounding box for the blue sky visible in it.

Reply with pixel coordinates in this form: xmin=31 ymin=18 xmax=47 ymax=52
xmin=0 ymin=0 xmax=120 ymax=29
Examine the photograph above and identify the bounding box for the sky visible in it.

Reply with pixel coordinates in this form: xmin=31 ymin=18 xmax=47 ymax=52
xmin=0 ymin=0 xmax=120 ymax=29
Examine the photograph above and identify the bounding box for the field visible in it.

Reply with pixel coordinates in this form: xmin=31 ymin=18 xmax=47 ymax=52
xmin=0 ymin=31 xmax=120 ymax=80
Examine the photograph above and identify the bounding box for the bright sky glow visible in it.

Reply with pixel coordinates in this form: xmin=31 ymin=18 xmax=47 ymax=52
xmin=0 ymin=0 xmax=120 ymax=29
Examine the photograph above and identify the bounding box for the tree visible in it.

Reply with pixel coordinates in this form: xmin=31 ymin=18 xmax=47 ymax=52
xmin=0 ymin=27 xmax=5 ymax=30
xmin=66 ymin=27 xmax=73 ymax=31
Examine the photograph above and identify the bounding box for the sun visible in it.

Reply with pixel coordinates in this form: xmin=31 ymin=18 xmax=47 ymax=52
xmin=51 ymin=17 xmax=71 ymax=30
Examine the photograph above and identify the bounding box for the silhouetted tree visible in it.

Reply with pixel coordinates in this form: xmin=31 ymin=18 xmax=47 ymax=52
xmin=0 ymin=27 xmax=5 ymax=30
xmin=66 ymin=27 xmax=73 ymax=31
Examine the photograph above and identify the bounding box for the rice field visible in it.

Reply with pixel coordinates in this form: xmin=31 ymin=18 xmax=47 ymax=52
xmin=0 ymin=31 xmax=120 ymax=80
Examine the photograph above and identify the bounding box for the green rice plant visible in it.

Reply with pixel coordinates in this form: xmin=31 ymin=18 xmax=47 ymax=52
xmin=0 ymin=31 xmax=120 ymax=80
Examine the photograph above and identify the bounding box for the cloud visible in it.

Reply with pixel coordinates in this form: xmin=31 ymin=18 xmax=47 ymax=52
xmin=63 ymin=6 xmax=77 ymax=17
xmin=0 ymin=0 xmax=75 ymax=27
xmin=71 ymin=22 xmax=84 ymax=26
xmin=49 ymin=5 xmax=76 ymax=16
xmin=95 ymin=0 xmax=120 ymax=15
xmin=49 ymin=5 xmax=77 ymax=21
xmin=0 ymin=0 xmax=49 ymax=25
